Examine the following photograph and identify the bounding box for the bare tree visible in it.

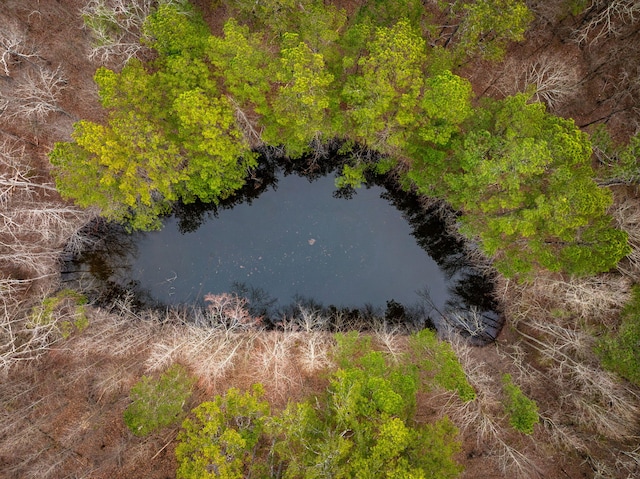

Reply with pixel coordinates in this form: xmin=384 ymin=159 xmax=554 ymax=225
xmin=0 ymin=138 xmax=95 ymax=373
xmin=573 ymin=0 xmax=640 ymax=46
xmin=519 ymin=54 xmax=578 ymax=110
xmin=292 ymin=307 xmax=334 ymax=373
xmin=255 ymin=329 xmax=301 ymax=397
xmin=3 ymin=65 xmax=68 ymax=122
xmin=80 ymin=0 xmax=188 ymax=67
xmin=0 ymin=19 xmax=40 ymax=77
xmin=612 ymin=194 xmax=640 ymax=280
xmin=0 ymin=141 xmax=56 ymax=204
xmin=203 ymin=292 xmax=262 ymax=329
xmin=442 ymin=334 xmax=544 ymax=479
xmin=494 ymin=54 xmax=578 ymax=111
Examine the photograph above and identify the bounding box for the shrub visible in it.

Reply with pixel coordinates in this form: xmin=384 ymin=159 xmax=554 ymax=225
xmin=174 ymin=342 xmax=463 ymax=478
xmin=175 ymin=384 xmax=270 ymax=479
xmin=29 ymin=289 xmax=89 ymax=339
xmin=502 ymin=374 xmax=539 ymax=435
xmin=332 ymin=330 xmax=373 ymax=369
xmin=123 ymin=364 xmax=194 ymax=436
xmin=409 ymin=329 xmax=476 ymax=401
xmin=597 ymin=285 xmax=640 ymax=386
xmin=273 ymin=349 xmax=463 ymax=479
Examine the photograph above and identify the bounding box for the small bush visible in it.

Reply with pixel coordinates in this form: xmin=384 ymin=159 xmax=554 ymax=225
xmin=597 ymin=285 xmax=640 ymax=386
xmin=332 ymin=331 xmax=373 ymax=369
xmin=123 ymin=364 xmax=194 ymax=436
xmin=30 ymin=289 xmax=89 ymax=339
xmin=502 ymin=374 xmax=539 ymax=435
xmin=409 ymin=329 xmax=476 ymax=401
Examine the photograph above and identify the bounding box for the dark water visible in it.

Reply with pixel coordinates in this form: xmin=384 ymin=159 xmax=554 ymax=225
xmin=62 ymin=161 xmax=501 ymax=341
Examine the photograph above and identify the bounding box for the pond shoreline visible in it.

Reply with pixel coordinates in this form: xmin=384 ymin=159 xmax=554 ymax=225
xmin=60 ymin=154 xmax=503 ymax=345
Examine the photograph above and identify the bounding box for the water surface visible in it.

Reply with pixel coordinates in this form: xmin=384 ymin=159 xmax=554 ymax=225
xmin=116 ymin=174 xmax=449 ymax=308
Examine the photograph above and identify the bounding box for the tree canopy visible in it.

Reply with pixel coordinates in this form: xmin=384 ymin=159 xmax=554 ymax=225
xmin=51 ymin=4 xmax=256 ymax=230
xmin=175 ymin=334 xmax=465 ymax=478
xmin=51 ymin=0 xmax=630 ymax=276
xmin=407 ymin=94 xmax=629 ymax=276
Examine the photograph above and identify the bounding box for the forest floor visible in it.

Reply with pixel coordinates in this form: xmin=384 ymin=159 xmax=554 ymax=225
xmin=1 ymin=1 xmax=639 ymax=478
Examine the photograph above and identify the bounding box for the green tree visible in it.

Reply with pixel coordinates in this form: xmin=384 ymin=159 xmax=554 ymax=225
xmin=342 ymin=19 xmax=426 ymax=153
xmin=597 ymin=286 xmax=640 ymax=386
xmin=408 ymin=329 xmax=476 ymax=402
xmin=51 ymin=58 xmax=186 ymax=229
xmin=273 ymin=348 xmax=463 ymax=478
xmin=408 ymin=94 xmax=630 ymax=276
xmin=418 ymin=70 xmax=474 ymax=146
xmin=124 ymin=364 xmax=195 ymax=436
xmin=452 ymin=0 xmax=533 ymax=62
xmin=592 ymin=126 xmax=640 ymax=186
xmin=352 ymin=0 xmax=425 ymax=29
xmin=176 ymin=384 xmax=270 ymax=479
xmin=174 ymin=336 xmax=465 ymax=478
xmin=207 ymin=19 xmax=272 ymax=116
xmin=173 ymin=89 xmax=257 ymax=202
xmin=293 ymin=3 xmax=347 ymax=60
xmin=263 ymin=33 xmax=338 ymax=157
xmin=51 ymin=4 xmax=256 ymax=230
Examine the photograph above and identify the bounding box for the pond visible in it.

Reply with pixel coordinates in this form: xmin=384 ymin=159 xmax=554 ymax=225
xmin=62 ymin=158 xmax=501 ymax=342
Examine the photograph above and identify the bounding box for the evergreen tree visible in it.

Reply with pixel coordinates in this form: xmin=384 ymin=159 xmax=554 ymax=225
xmin=408 ymin=94 xmax=630 ymax=276
xmin=51 ymin=4 xmax=256 ymax=230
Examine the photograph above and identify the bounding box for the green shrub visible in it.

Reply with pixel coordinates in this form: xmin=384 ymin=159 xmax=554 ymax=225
xmin=30 ymin=289 xmax=89 ymax=339
xmin=408 ymin=329 xmax=476 ymax=401
xmin=332 ymin=331 xmax=373 ymax=369
xmin=502 ymin=374 xmax=539 ymax=435
xmin=175 ymin=342 xmax=464 ymax=478
xmin=123 ymin=364 xmax=194 ymax=436
xmin=597 ymin=286 xmax=640 ymax=386
xmin=176 ymin=384 xmax=270 ymax=479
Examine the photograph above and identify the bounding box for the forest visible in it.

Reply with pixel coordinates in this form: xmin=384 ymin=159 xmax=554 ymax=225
xmin=1 ymin=0 xmax=640 ymax=478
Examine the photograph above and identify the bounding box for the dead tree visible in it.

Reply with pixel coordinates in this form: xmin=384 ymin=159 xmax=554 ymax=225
xmin=80 ymin=0 xmax=187 ymax=67
xmin=0 ymin=139 xmax=95 ymax=373
xmin=573 ymin=0 xmax=640 ymax=46
xmin=0 ymin=19 xmax=40 ymax=77
xmin=3 ymin=65 xmax=68 ymax=122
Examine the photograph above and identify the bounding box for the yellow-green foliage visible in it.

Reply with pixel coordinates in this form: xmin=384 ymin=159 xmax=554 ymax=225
xmin=502 ymin=374 xmax=539 ymax=435
xmin=176 ymin=384 xmax=270 ymax=479
xmin=409 ymin=329 xmax=476 ymax=401
xmin=332 ymin=331 xmax=373 ymax=368
xmin=274 ymin=354 xmax=462 ymax=478
xmin=30 ymin=289 xmax=89 ymax=339
xmin=124 ymin=364 xmax=195 ymax=437
xmin=59 ymin=0 xmax=628 ymax=276
xmin=175 ymin=333 xmax=465 ymax=478
xmin=455 ymin=0 xmax=533 ymax=61
xmin=408 ymin=93 xmax=630 ymax=277
xmin=51 ymin=4 xmax=256 ymax=231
